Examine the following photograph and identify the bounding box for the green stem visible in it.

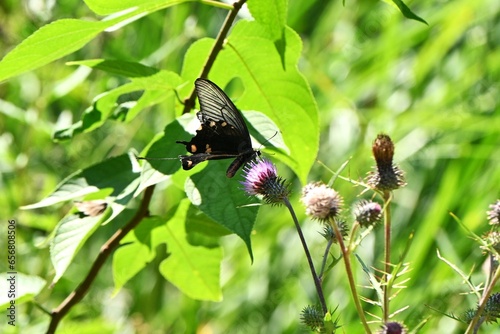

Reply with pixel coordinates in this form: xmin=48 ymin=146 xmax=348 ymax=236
xmin=330 ymin=218 xmax=372 ymax=333
xmin=283 ymin=198 xmax=328 ymax=314
xmin=382 ymin=191 xmax=392 ymax=323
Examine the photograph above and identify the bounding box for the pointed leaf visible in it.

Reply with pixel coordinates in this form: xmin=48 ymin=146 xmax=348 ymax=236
xmin=21 ymin=153 xmax=140 ymax=209
xmin=389 ymin=0 xmax=428 ymax=25
xmin=0 ymin=19 xmax=108 ymax=82
xmin=50 ymin=213 xmax=107 ymax=284
xmin=84 ymin=0 xmax=190 ymax=16
xmin=185 ymin=163 xmax=259 ymax=261
xmin=0 ymin=1 xmax=190 ymax=82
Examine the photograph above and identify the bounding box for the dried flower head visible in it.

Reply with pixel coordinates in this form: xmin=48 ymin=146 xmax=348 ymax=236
xmin=354 ymin=200 xmax=382 ymax=228
xmin=301 ymin=182 xmax=343 ymax=222
xmin=366 ymin=134 xmax=406 ymax=191
xmin=481 ymin=230 xmax=500 ymax=255
xmin=74 ymin=200 xmax=108 ymax=217
xmin=487 ymin=200 xmax=500 ymax=225
xmin=241 ymin=158 xmax=289 ymax=205
xmin=378 ymin=321 xmax=408 ymax=334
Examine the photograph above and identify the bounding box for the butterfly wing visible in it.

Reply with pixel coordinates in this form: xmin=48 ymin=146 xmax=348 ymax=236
xmin=177 ymin=78 xmax=257 ymax=177
xmin=194 ymin=78 xmax=251 ymax=141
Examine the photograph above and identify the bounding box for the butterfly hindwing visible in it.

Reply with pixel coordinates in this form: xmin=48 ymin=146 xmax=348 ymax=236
xmin=176 ymin=78 xmax=259 ymax=177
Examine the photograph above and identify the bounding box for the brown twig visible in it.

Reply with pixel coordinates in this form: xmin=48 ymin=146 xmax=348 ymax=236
xmin=46 ymin=185 xmax=156 ymax=334
xmin=181 ymin=0 xmax=247 ymax=114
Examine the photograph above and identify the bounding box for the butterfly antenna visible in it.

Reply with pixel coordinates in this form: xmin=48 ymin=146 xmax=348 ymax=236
xmin=258 ymin=131 xmax=279 ymax=150
xmin=135 ymin=154 xmax=178 ymax=161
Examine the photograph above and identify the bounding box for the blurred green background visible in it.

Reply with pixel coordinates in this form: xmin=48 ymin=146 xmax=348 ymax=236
xmin=1 ymin=0 xmax=499 ymax=333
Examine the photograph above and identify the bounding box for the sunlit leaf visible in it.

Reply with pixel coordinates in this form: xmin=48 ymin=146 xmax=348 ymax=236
xmin=159 ymin=199 xmax=223 ymax=301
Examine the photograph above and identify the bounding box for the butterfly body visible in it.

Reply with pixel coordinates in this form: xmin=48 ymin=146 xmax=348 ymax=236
xmin=177 ymin=78 xmax=260 ymax=178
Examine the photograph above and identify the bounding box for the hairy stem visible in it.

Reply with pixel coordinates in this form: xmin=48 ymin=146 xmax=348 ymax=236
xmin=465 ymin=264 xmax=500 ymax=334
xmin=382 ymin=190 xmax=392 ymax=323
xmin=330 ymin=218 xmax=372 ymax=333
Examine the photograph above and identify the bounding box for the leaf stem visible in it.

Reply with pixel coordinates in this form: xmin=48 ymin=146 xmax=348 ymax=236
xmin=45 ymin=185 xmax=156 ymax=334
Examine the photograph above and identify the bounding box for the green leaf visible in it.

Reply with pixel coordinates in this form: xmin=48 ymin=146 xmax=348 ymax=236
xmin=84 ymin=0 xmax=188 ymax=16
xmin=389 ymin=0 xmax=428 ymax=25
xmin=113 ymin=216 xmax=168 ymax=293
xmin=0 ymin=1 xmax=191 ymax=82
xmin=50 ymin=213 xmax=107 ymax=284
xmin=247 ymin=0 xmax=287 ymax=41
xmin=0 ymin=19 xmax=109 ymax=82
xmin=137 ymin=115 xmax=190 ymax=179
xmin=159 ymin=199 xmax=223 ymax=301
xmin=185 ymin=162 xmax=260 ymax=261
xmin=67 ymin=59 xmax=160 ymax=77
xmin=0 ymin=273 xmax=46 ymax=308
xmin=21 ymin=153 xmax=140 ymax=209
xmin=54 ymin=62 xmax=182 ymax=140
xmin=181 ymin=21 xmax=319 ymax=183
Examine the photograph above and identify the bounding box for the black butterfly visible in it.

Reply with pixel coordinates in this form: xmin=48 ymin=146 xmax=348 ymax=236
xmin=176 ymin=78 xmax=260 ymax=178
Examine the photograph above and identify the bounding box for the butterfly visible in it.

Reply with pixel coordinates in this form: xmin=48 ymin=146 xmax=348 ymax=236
xmin=176 ymin=78 xmax=260 ymax=178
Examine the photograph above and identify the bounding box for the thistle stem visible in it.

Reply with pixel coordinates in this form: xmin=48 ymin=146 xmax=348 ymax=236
xmin=330 ymin=218 xmax=372 ymax=333
xmin=465 ymin=263 xmax=500 ymax=334
xmin=382 ymin=190 xmax=392 ymax=323
xmin=283 ymin=197 xmax=328 ymax=314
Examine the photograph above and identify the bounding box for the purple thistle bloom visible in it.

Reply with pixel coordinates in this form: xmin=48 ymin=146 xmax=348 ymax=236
xmin=241 ymin=158 xmax=289 ymax=205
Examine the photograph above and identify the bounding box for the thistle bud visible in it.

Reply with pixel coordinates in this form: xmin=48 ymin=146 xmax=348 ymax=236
xmin=300 ymin=305 xmax=325 ymax=332
xmin=354 ymin=200 xmax=382 ymax=228
xmin=320 ymin=221 xmax=349 ymax=243
xmin=366 ymin=134 xmax=406 ymax=191
xmin=378 ymin=321 xmax=408 ymax=334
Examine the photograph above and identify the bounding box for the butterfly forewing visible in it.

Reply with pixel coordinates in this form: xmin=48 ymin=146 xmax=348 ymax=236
xmin=176 ymin=78 xmax=259 ymax=177
xmin=194 ymin=79 xmax=250 ymax=139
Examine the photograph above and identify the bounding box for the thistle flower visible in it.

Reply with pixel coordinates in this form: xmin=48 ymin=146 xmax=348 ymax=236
xmin=301 ymin=182 xmax=343 ymax=222
xmin=378 ymin=321 xmax=408 ymax=334
xmin=366 ymin=134 xmax=406 ymax=191
xmin=487 ymin=200 xmax=500 ymax=225
xmin=354 ymin=200 xmax=382 ymax=228
xmin=241 ymin=158 xmax=289 ymax=205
